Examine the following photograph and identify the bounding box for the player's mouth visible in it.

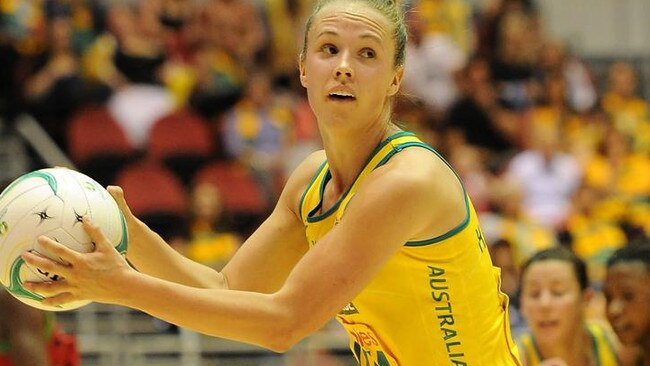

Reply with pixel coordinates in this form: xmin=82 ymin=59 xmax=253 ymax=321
xmin=328 ymin=88 xmax=356 ymax=102
xmin=536 ymin=320 xmax=560 ymax=330
xmin=612 ymin=323 xmax=633 ymax=336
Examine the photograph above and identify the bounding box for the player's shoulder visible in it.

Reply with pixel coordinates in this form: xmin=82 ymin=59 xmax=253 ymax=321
xmin=365 ymin=146 xmax=466 ymax=218
xmin=375 ymin=145 xmax=459 ymax=190
xmin=288 ymin=149 xmax=327 ymax=185
xmin=279 ymin=149 xmax=327 ymax=204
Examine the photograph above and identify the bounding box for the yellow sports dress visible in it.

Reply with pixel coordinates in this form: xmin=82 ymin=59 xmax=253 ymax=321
xmin=518 ymin=322 xmax=619 ymax=366
xmin=300 ymin=132 xmax=522 ymax=365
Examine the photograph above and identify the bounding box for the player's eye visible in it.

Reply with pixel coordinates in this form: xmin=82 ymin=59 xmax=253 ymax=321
xmin=551 ymin=289 xmax=567 ymax=297
xmin=622 ymin=291 xmax=636 ymax=301
xmin=322 ymin=44 xmax=337 ymax=55
xmin=525 ymin=289 xmax=541 ymax=299
xmin=360 ymin=48 xmax=376 ymax=58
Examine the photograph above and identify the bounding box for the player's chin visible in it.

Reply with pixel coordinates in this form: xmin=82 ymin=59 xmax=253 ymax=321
xmin=615 ymin=329 xmax=640 ymax=345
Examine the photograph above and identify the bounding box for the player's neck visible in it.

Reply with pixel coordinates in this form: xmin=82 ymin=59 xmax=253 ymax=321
xmin=322 ymin=122 xmax=399 ymax=190
xmin=537 ymin=328 xmax=592 ymax=366
xmin=642 ymin=339 xmax=650 ymax=366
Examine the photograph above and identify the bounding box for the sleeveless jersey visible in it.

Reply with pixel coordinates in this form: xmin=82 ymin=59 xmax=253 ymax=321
xmin=518 ymin=322 xmax=619 ymax=366
xmin=299 ymin=132 xmax=522 ymax=365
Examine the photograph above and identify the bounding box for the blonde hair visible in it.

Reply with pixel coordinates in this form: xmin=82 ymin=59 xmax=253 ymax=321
xmin=301 ymin=0 xmax=408 ymax=68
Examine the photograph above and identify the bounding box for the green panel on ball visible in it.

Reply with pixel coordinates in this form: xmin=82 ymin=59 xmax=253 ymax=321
xmin=7 ymin=256 xmax=45 ymax=302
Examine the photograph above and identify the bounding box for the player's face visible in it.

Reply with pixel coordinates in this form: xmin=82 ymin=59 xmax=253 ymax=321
xmin=604 ymin=263 xmax=650 ymax=345
xmin=299 ymin=2 xmax=403 ymax=130
xmin=521 ymin=260 xmax=586 ymax=345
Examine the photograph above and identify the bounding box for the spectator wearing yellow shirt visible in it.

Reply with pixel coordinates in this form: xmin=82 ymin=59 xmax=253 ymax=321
xmin=222 ymin=68 xmax=294 ymax=201
xmin=414 ymin=0 xmax=472 ymax=56
xmin=186 ymin=182 xmax=242 ymax=270
xmin=602 ymin=62 xmax=650 ymax=154
xmin=581 ymin=128 xmax=650 ymax=243
xmin=585 ymin=129 xmax=650 ymax=199
xmin=566 ymin=185 xmax=627 ymax=286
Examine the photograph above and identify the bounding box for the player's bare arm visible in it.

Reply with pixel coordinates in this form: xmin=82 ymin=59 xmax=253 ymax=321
xmin=106 ymin=150 xmax=323 ymax=292
xmin=109 ymin=185 xmax=227 ymax=289
xmin=221 ymin=150 xmax=326 ymax=293
xmin=20 ymin=148 xmax=465 ymax=351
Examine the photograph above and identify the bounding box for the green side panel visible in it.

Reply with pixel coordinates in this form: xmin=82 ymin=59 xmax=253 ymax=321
xmin=7 ymin=257 xmax=45 ymax=302
xmin=0 ymin=170 xmax=58 ymax=198
xmin=115 ymin=211 xmax=129 ymax=255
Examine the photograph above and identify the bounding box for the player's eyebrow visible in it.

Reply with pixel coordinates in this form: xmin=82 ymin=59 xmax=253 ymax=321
xmin=315 ymin=30 xmax=383 ymax=45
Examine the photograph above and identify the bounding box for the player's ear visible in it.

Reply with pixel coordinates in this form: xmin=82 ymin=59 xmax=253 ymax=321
xmin=299 ymin=54 xmax=308 ymax=88
xmin=387 ymin=65 xmax=404 ymax=97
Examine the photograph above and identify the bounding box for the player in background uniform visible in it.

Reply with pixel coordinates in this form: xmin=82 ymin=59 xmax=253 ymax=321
xmin=0 ymin=288 xmax=50 ymax=366
xmin=605 ymin=242 xmax=650 ymax=366
xmin=23 ymin=0 xmax=522 ymax=364
xmin=0 ymin=289 xmax=79 ymax=366
xmin=518 ymin=247 xmax=620 ymax=366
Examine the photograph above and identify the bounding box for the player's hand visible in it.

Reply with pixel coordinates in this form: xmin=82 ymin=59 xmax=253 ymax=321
xmin=21 ymin=218 xmax=135 ymax=306
xmin=106 ymin=185 xmax=146 ymax=234
xmin=106 ymin=185 xmax=177 ymax=265
xmin=107 ymin=185 xmax=158 ymax=255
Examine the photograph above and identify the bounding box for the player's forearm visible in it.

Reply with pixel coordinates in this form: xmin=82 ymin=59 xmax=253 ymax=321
xmin=114 ymin=271 xmax=307 ymax=352
xmin=126 ymin=223 xmax=226 ymax=289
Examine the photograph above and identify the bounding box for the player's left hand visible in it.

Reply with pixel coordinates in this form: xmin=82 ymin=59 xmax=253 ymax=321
xmin=21 ymin=217 xmax=135 ymax=306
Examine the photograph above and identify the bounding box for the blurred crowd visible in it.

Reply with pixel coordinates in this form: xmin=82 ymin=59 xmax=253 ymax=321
xmin=0 ymin=0 xmax=648 ymax=360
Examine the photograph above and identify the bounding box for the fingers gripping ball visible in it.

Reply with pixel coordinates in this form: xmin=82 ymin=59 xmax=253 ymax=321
xmin=0 ymin=168 xmax=128 ymax=311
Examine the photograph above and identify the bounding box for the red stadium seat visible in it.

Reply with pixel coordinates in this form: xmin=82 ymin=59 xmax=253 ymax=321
xmin=193 ymin=161 xmax=269 ymax=235
xmin=148 ymin=109 xmax=215 ymax=185
xmin=66 ymin=105 xmax=136 ymax=186
xmin=115 ymin=160 xmax=189 ymax=240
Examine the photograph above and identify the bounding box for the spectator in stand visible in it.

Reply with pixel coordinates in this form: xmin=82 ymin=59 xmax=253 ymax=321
xmin=185 ymin=182 xmax=243 ymax=270
xmin=414 ymin=0 xmax=473 ymax=56
xmin=565 ymin=184 xmax=627 ymax=287
xmin=95 ymin=1 xmax=175 ymax=149
xmin=602 ymin=62 xmax=650 ymax=154
xmin=506 ymin=123 xmax=582 ymax=230
xmin=581 ymin=127 xmax=650 ymax=239
xmin=281 ymin=89 xmax=322 ymax=182
xmin=187 ymin=1 xmax=252 ymax=120
xmin=262 ymin=0 xmax=315 ymax=87
xmin=534 ymin=40 xmax=597 ymax=114
xmin=446 ymin=56 xmax=517 ymax=156
xmin=203 ymin=0 xmax=266 ymax=69
xmin=221 ymin=67 xmax=293 ymax=201
xmin=480 ymin=174 xmax=557 ymax=266
xmin=529 ymin=72 xmax=574 ymax=131
xmin=23 ymin=14 xmax=86 ymax=151
xmin=527 ymin=70 xmax=594 ymax=170
xmin=156 ymin=0 xmax=199 ymax=109
xmin=401 ymin=2 xmax=466 ymax=117
xmin=481 ymin=0 xmax=541 ymax=112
